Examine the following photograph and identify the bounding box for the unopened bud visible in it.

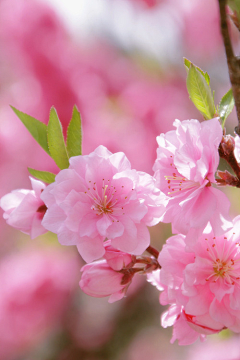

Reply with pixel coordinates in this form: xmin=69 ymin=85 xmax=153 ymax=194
xmin=221 ymin=135 xmax=235 ymax=156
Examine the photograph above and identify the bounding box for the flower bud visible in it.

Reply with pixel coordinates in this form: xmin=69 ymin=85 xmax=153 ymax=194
xmin=79 ymin=260 xmax=134 ymax=303
xmin=103 ymin=240 xmax=136 ymax=271
xmin=221 ymin=134 xmax=235 ymax=156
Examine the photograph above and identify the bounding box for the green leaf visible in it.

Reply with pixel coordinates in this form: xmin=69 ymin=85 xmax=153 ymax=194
xmin=228 ymin=0 xmax=240 ymax=13
xmin=219 ymin=88 xmax=235 ymax=128
xmin=186 ymin=64 xmax=215 ymax=119
xmin=28 ymin=168 xmax=56 ymax=183
xmin=47 ymin=107 xmax=69 ymax=169
xmin=10 ymin=106 xmax=50 ymax=155
xmin=66 ymin=105 xmax=82 ymax=157
xmin=184 ymin=58 xmax=210 ymax=86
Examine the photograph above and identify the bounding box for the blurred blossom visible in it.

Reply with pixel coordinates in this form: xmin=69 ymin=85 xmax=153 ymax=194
xmin=177 ymin=0 xmax=224 ymax=62
xmin=69 ymin=294 xmax=120 ymax=349
xmin=0 ymin=247 xmax=79 ymax=360
xmin=121 ymin=327 xmax=177 ymax=360
xmin=187 ymin=335 xmax=240 ymax=360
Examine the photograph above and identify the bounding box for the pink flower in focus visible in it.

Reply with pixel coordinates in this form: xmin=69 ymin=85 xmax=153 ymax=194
xmin=0 ymin=177 xmax=47 ymax=238
xmin=153 ymin=118 xmax=232 ymax=244
xmin=149 ymin=217 xmax=240 ymax=345
xmin=42 ymin=145 xmax=165 ymax=263
xmin=80 ymin=259 xmax=134 ymax=303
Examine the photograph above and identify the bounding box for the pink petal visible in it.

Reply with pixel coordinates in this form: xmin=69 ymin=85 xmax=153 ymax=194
xmin=77 ymin=236 xmax=105 ymax=263
xmin=41 ymin=204 xmax=66 ymax=233
xmin=210 ymin=298 xmax=235 ymax=327
xmin=29 ymin=177 xmax=45 ymax=197
xmin=105 ymin=220 xmax=124 ymax=239
xmin=96 ymin=215 xmax=112 ymax=236
xmin=31 ymin=213 xmax=47 ymax=239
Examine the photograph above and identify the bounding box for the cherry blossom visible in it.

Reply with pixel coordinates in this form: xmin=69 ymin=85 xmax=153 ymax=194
xmin=149 ymin=217 xmax=240 ymax=345
xmin=153 ymin=118 xmax=232 ymax=245
xmin=0 ymin=177 xmax=47 ymax=239
xmin=80 ymin=259 xmax=134 ymax=303
xmin=41 ymin=145 xmax=165 ymax=263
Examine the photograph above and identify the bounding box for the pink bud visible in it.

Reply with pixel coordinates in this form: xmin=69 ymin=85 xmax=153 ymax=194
xmin=79 ymin=260 xmax=133 ymax=303
xmin=103 ymin=240 xmax=135 ymax=271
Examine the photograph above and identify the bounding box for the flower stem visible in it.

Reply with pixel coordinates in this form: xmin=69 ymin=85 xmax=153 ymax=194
xmin=218 ymin=0 xmax=240 ymax=135
xmin=218 ymin=137 xmax=240 ymax=186
xmin=146 ymin=245 xmax=159 ymax=259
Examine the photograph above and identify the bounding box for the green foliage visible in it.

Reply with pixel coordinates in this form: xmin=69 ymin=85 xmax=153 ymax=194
xmin=185 ymin=62 xmax=215 ymax=120
xmin=228 ymin=0 xmax=240 ymax=13
xmin=184 ymin=58 xmax=210 ymax=85
xmin=67 ymin=105 xmax=82 ymax=157
xmin=28 ymin=168 xmax=56 ymax=183
xmin=11 ymin=105 xmax=83 ymax=173
xmin=47 ymin=107 xmax=69 ymax=170
xmin=218 ymin=88 xmax=235 ymax=128
xmin=10 ymin=106 xmax=50 ymax=155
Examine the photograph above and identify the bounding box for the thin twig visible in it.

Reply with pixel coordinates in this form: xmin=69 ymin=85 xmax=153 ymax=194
xmin=146 ymin=245 xmax=159 ymax=259
xmin=218 ymin=0 xmax=240 ymax=134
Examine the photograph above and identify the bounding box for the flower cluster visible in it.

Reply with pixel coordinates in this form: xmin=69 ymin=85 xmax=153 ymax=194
xmin=148 ymin=216 xmax=240 ymax=345
xmin=2 ymin=114 xmax=240 ymax=344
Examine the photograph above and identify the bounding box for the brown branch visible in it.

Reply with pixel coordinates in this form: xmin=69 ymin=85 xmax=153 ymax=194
xmin=218 ymin=0 xmax=240 ymax=135
xmin=146 ymin=245 xmax=159 ymax=259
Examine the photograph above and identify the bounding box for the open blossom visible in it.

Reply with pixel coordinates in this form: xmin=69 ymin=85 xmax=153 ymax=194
xmin=153 ymin=118 xmax=232 ymax=244
xmin=41 ymin=145 xmax=165 ymax=263
xmin=0 ymin=177 xmax=47 ymax=239
xmin=80 ymin=259 xmax=134 ymax=303
xmin=149 ymin=216 xmax=240 ymax=345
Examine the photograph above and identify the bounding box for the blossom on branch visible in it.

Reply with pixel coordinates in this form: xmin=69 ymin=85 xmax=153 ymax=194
xmin=41 ymin=145 xmax=165 ymax=263
xmin=80 ymin=259 xmax=134 ymax=303
xmin=153 ymin=118 xmax=232 ymax=245
xmin=0 ymin=177 xmax=47 ymax=239
xmin=149 ymin=216 xmax=240 ymax=345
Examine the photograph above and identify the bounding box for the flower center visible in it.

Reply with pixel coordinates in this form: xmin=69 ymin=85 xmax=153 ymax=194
xmin=213 ymin=259 xmax=231 ymax=278
xmin=94 ymin=185 xmax=114 ymax=215
xmin=204 ymin=236 xmax=240 ymax=285
xmin=164 ymin=172 xmax=198 ymax=196
xmin=84 ymin=179 xmax=129 ymax=217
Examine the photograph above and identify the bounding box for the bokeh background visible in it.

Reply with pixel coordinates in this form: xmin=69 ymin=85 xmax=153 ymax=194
xmin=1 ymin=0 xmax=240 ymax=359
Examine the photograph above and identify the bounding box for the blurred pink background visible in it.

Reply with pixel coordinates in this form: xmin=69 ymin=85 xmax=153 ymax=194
xmin=0 ymin=0 xmax=239 ymax=359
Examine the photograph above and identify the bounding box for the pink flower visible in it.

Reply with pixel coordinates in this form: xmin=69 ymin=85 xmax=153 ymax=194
xmin=150 ymin=216 xmax=240 ymax=345
xmin=41 ymin=145 xmax=165 ymax=263
xmin=80 ymin=259 xmax=134 ymax=303
xmin=153 ymin=118 xmax=232 ymax=244
xmin=0 ymin=177 xmax=47 ymax=239
xmin=103 ymin=240 xmax=135 ymax=271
